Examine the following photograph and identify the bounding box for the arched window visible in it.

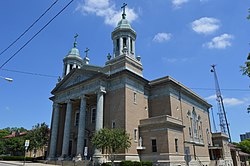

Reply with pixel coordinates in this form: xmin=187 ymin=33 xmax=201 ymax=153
xmin=192 ymin=110 xmax=198 ymax=138
xmin=206 ymin=129 xmax=210 ymax=145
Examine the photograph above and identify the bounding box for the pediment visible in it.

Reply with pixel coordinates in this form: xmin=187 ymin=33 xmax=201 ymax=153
xmin=52 ymin=69 xmax=100 ymax=93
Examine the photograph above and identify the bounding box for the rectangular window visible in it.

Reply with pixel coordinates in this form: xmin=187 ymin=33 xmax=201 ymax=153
xmin=75 ymin=112 xmax=80 ymax=126
xmin=84 ymin=139 xmax=87 ymax=147
xmin=175 ymin=138 xmax=178 ymax=153
xmin=134 ymin=129 xmax=137 ymax=141
xmin=116 ymin=38 xmax=119 ymax=51
xmin=91 ymin=108 xmax=96 ymax=123
xmin=70 ymin=64 xmax=73 ymax=70
xmin=112 ymin=121 xmax=116 ymax=128
xmin=151 ymin=139 xmax=157 ymax=152
xmin=130 ymin=38 xmax=133 ymax=52
xmin=123 ymin=37 xmax=127 ymax=48
xmin=133 ymin=92 xmax=137 ymax=103
xmin=189 ymin=127 xmax=192 ymax=137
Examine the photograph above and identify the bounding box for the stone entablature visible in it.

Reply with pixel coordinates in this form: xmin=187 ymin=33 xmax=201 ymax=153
xmin=139 ymin=115 xmax=184 ymax=127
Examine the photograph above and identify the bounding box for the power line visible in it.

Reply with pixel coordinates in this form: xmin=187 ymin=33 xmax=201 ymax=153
xmin=1 ymin=68 xmax=58 ymax=78
xmin=0 ymin=0 xmax=59 ymax=57
xmin=0 ymin=0 xmax=75 ymax=69
xmin=190 ymin=87 xmax=250 ymax=92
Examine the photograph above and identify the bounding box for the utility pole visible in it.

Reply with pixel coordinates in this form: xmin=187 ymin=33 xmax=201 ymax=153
xmin=211 ymin=64 xmax=231 ymax=142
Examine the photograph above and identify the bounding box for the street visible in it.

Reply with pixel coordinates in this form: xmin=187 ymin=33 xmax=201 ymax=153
xmin=0 ymin=161 xmax=55 ymax=166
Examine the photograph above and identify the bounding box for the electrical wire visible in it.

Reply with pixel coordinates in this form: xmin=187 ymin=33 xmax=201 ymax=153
xmin=1 ymin=68 xmax=58 ymax=78
xmin=0 ymin=0 xmax=75 ymax=69
xmin=0 ymin=0 xmax=59 ymax=57
xmin=190 ymin=87 xmax=250 ymax=91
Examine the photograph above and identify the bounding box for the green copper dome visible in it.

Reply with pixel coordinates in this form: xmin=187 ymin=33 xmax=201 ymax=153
xmin=116 ymin=18 xmax=131 ymax=29
xmin=113 ymin=18 xmax=136 ymax=35
xmin=68 ymin=47 xmax=80 ymax=56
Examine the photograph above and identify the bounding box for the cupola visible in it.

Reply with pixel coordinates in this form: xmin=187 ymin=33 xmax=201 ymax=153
xmin=111 ymin=3 xmax=136 ymax=58
xmin=62 ymin=34 xmax=83 ymax=77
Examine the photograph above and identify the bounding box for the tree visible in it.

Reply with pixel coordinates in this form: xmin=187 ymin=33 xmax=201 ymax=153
xmin=92 ymin=128 xmax=131 ymax=165
xmin=241 ymin=10 xmax=250 ymax=112
xmin=241 ymin=53 xmax=250 ymax=77
xmin=26 ymin=122 xmax=49 ymax=158
xmin=0 ymin=127 xmax=28 ymax=155
xmin=237 ymin=139 xmax=250 ymax=154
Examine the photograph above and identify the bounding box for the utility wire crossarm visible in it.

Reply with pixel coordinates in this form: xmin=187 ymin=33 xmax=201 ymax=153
xmin=210 ymin=64 xmax=231 ymax=142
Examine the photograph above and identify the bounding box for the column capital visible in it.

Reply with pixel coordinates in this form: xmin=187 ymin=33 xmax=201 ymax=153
xmin=65 ymin=99 xmax=73 ymax=104
xmin=79 ymin=94 xmax=87 ymax=100
xmin=97 ymin=86 xmax=106 ymax=94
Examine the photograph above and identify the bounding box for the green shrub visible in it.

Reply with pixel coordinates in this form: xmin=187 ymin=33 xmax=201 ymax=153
xmin=120 ymin=160 xmax=133 ymax=166
xmin=101 ymin=163 xmax=111 ymax=166
xmin=133 ymin=161 xmax=141 ymax=166
xmin=141 ymin=161 xmax=152 ymax=166
xmin=120 ymin=161 xmax=152 ymax=166
xmin=0 ymin=156 xmax=33 ymax=161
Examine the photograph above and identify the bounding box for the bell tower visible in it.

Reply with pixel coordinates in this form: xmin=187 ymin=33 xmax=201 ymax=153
xmin=105 ymin=3 xmax=143 ymax=77
xmin=112 ymin=3 xmax=136 ymax=58
xmin=62 ymin=34 xmax=83 ymax=78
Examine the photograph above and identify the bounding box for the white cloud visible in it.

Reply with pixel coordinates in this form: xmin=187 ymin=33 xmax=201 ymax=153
xmin=205 ymin=94 xmax=217 ymax=100
xmin=205 ymin=95 xmax=245 ymax=106
xmin=223 ymin=98 xmax=244 ymax=106
xmin=203 ymin=34 xmax=233 ymax=49
xmin=191 ymin=17 xmax=220 ymax=35
xmin=153 ymin=33 xmax=172 ymax=43
xmin=76 ymin=0 xmax=138 ymax=27
xmin=172 ymin=0 xmax=189 ymax=8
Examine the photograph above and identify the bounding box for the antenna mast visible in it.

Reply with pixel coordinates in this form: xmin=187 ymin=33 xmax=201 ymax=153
xmin=210 ymin=64 xmax=231 ymax=142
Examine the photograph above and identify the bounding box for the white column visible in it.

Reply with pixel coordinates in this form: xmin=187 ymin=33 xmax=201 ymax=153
xmin=132 ymin=40 xmax=135 ymax=58
xmin=76 ymin=96 xmax=87 ymax=160
xmin=66 ymin=64 xmax=70 ymax=75
xmin=73 ymin=63 xmax=76 ymax=69
xmin=93 ymin=87 xmax=106 ymax=162
xmin=119 ymin=37 xmax=123 ymax=55
xmin=48 ymin=103 xmax=60 ymax=160
xmin=95 ymin=88 xmax=106 ymax=131
xmin=61 ymin=100 xmax=73 ymax=158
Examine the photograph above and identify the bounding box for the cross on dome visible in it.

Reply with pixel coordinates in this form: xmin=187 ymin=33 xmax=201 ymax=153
xmin=85 ymin=48 xmax=89 ymax=57
xmin=121 ymin=3 xmax=127 ymax=19
xmin=73 ymin=33 xmax=78 ymax=48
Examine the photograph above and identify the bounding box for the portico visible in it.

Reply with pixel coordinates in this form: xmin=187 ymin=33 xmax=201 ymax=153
xmin=48 ymin=85 xmax=106 ymax=160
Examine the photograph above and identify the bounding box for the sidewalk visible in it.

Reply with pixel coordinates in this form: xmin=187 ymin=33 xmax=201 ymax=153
xmin=0 ymin=160 xmax=55 ymax=166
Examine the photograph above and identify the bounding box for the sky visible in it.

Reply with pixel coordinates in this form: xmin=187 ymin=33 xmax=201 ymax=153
xmin=0 ymin=0 xmax=249 ymax=142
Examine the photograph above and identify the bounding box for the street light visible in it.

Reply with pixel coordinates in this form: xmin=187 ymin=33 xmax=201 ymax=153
xmin=0 ymin=75 xmax=13 ymax=82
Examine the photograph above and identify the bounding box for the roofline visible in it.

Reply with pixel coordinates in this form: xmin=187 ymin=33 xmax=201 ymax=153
xmin=51 ymin=68 xmax=103 ymax=94
xmin=149 ymin=76 xmax=212 ymax=108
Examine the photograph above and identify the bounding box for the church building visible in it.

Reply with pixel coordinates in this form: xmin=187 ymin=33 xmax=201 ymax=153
xmin=47 ymin=4 xmax=233 ymax=166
